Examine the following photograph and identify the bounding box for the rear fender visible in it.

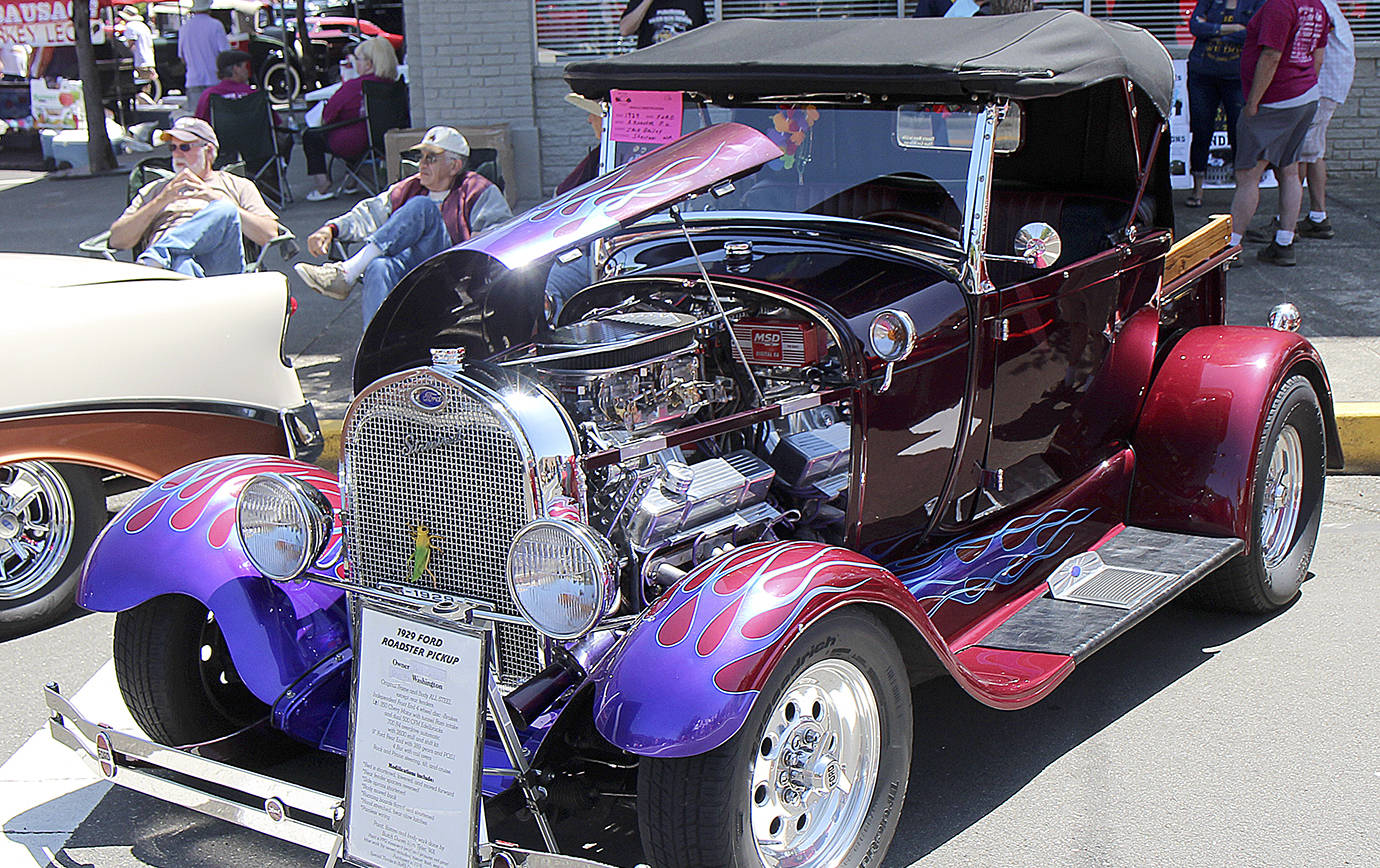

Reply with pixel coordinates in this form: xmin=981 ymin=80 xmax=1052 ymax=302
xmin=1130 ymin=326 xmax=1339 ymax=545
xmin=79 ymin=455 xmax=349 ymax=704
xmin=591 ymin=540 xmax=1071 ymax=758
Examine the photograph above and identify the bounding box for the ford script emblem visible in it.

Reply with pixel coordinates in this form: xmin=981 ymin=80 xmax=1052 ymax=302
xmin=95 ymin=730 xmax=116 ymax=778
xmin=411 ymin=387 xmax=445 ymax=411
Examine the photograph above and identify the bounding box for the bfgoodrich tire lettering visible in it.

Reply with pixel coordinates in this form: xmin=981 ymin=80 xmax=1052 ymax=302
xmin=1190 ymin=375 xmax=1325 ymax=613
xmin=637 ymin=608 xmax=912 ymax=868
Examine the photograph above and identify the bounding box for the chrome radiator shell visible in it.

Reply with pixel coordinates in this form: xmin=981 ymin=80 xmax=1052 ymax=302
xmin=339 ymin=367 xmax=584 ymax=687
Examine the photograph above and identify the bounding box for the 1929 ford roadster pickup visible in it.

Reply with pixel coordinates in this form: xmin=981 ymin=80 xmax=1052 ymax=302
xmin=45 ymin=12 xmax=1341 ymax=868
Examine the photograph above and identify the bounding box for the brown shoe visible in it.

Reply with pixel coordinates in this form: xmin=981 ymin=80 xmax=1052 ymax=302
xmin=294 ymin=261 xmax=353 ymax=300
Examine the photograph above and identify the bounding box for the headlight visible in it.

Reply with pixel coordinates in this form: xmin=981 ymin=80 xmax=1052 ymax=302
xmin=507 ymin=519 xmax=618 ymax=639
xmin=236 ymin=474 xmax=333 ymax=581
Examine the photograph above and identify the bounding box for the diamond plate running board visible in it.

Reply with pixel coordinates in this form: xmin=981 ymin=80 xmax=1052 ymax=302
xmin=1047 ymin=551 xmax=1178 ymax=609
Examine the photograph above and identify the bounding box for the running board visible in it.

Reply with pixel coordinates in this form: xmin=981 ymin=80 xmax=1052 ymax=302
xmin=974 ymin=527 xmax=1244 ymax=661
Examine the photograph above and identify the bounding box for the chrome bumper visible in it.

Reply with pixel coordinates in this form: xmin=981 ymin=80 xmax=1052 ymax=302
xmin=42 ymin=684 xmax=627 ymax=868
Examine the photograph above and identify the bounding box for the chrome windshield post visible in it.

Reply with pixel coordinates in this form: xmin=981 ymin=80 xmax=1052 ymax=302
xmin=960 ymin=103 xmax=1001 ymax=294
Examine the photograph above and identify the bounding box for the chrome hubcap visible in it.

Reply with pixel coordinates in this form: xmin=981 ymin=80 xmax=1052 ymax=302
xmin=1260 ymin=425 xmax=1304 ymax=573
xmin=750 ymin=659 xmax=880 ymax=868
xmin=0 ymin=462 xmax=75 ymax=601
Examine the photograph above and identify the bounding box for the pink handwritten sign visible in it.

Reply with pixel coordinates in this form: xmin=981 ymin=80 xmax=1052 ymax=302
xmin=608 ymin=90 xmax=683 ymax=145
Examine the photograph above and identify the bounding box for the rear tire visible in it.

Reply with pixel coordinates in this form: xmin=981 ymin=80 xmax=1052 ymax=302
xmin=0 ymin=462 xmax=104 ymax=637
xmin=114 ymin=595 xmax=273 ymax=750
xmin=638 ymin=609 xmax=912 ymax=868
xmin=1190 ymin=375 xmax=1325 ymax=613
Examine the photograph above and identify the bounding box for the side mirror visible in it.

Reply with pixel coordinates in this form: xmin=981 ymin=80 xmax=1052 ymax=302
xmin=1015 ymin=222 xmax=1061 ymax=268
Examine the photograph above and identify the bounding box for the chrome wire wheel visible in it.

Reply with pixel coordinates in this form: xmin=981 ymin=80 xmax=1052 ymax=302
xmin=0 ymin=462 xmax=75 ymax=601
xmin=749 ymin=658 xmax=881 ymax=868
xmin=1260 ymin=424 xmax=1304 ymax=573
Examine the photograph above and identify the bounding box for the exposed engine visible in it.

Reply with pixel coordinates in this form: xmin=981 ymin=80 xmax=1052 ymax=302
xmin=501 ymin=280 xmax=854 ymax=606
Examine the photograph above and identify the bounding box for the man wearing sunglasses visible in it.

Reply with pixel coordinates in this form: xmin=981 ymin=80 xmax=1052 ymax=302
xmin=109 ymin=117 xmax=280 ymax=276
xmin=295 ymin=125 xmax=511 ymax=328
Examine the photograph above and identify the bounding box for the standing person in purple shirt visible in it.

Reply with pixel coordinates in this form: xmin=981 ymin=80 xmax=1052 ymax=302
xmin=1227 ymin=0 xmax=1328 ymax=266
xmin=177 ymin=0 xmax=229 ymax=113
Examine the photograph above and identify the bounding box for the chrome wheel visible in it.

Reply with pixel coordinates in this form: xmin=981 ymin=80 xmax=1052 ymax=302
xmin=749 ymin=658 xmax=880 ymax=868
xmin=1260 ymin=424 xmax=1304 ymax=573
xmin=0 ymin=462 xmax=75 ymax=601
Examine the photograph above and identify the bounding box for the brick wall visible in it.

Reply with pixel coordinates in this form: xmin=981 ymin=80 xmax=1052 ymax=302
xmin=1327 ymin=45 xmax=1380 ymax=179
xmin=535 ymin=65 xmax=599 ymax=196
xmin=404 ymin=0 xmax=543 ymax=203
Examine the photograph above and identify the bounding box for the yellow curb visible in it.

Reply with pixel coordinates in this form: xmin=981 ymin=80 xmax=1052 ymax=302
xmin=1336 ymin=402 xmax=1380 ymax=475
xmin=317 ymin=418 xmax=343 ymax=470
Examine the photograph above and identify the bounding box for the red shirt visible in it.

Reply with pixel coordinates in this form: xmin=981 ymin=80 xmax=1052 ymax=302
xmin=1242 ymin=0 xmax=1329 ymax=104
xmin=194 ymin=80 xmax=255 ymax=121
xmin=320 ymin=74 xmax=387 ymax=159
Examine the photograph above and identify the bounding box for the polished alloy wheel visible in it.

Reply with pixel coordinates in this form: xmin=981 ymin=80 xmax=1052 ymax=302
xmin=0 ymin=462 xmax=75 ymax=601
xmin=1260 ymin=424 xmax=1304 ymax=572
xmin=749 ymin=658 xmax=881 ymax=867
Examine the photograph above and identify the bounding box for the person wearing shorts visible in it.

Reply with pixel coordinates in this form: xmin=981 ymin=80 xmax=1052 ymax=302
xmin=1294 ymin=0 xmax=1353 ymax=239
xmin=1228 ymin=0 xmax=1329 ymax=266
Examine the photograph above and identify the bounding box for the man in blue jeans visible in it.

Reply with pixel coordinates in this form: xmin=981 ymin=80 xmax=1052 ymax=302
xmin=295 ymin=126 xmax=511 ymax=328
xmin=109 ymin=117 xmax=279 ymax=276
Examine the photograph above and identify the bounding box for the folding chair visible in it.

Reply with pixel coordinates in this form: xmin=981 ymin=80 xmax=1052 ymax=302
xmin=209 ymin=90 xmax=294 ymax=206
xmin=323 ymin=78 xmax=410 ymax=196
xmin=78 ymin=156 xmax=298 ymax=273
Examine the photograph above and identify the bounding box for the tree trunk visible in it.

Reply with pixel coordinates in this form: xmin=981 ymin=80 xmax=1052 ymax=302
xmin=295 ymin=2 xmax=315 ymax=90
xmin=73 ymin=0 xmax=117 ymax=173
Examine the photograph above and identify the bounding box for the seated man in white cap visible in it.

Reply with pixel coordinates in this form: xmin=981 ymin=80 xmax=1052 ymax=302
xmin=109 ymin=116 xmax=280 ymax=276
xmin=295 ymin=125 xmax=512 ymax=327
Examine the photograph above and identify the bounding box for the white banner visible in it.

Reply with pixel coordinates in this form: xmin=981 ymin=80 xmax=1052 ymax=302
xmin=1 ymin=1 xmax=101 ymax=48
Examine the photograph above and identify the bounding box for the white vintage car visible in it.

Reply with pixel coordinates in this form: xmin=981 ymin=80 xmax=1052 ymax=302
xmin=0 ymin=254 xmax=321 ymax=636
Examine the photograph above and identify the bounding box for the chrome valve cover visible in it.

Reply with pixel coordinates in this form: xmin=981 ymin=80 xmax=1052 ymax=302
xmin=340 ymin=367 xmax=584 ymax=686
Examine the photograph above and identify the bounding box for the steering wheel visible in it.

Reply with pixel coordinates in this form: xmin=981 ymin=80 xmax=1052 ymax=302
xmin=861 ymin=210 xmax=961 ymax=241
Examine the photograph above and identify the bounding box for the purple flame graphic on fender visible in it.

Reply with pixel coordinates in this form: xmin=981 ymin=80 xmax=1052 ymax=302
xmin=455 ymin=122 xmax=784 ymax=270
xmin=79 ymin=455 xmax=349 ymax=705
xmin=591 ymin=541 xmax=897 ymax=757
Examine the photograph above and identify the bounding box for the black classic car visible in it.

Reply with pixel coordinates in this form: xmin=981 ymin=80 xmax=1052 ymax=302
xmin=46 ymin=12 xmax=1338 ymax=868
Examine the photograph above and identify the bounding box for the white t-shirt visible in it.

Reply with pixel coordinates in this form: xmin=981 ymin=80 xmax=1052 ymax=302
xmin=122 ymin=20 xmax=155 ymax=69
xmin=1 ymin=42 xmax=29 ymax=77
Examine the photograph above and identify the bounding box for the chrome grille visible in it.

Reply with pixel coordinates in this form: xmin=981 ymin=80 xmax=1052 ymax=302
xmin=342 ymin=370 xmax=543 ymax=686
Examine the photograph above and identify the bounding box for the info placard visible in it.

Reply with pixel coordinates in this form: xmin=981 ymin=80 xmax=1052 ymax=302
xmin=344 ymin=603 xmax=486 ymax=868
xmin=608 ymin=89 xmax=683 ymax=145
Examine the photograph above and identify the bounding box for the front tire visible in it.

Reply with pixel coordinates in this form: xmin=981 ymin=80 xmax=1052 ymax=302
xmin=638 ymin=609 xmax=912 ymax=868
xmin=0 ymin=461 xmax=104 ymax=637
xmin=1191 ymin=374 xmax=1326 ymax=613
xmin=114 ymin=595 xmax=272 ymax=750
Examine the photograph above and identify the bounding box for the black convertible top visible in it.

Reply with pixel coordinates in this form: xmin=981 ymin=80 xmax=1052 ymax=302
xmin=566 ymin=11 xmax=1173 ymax=118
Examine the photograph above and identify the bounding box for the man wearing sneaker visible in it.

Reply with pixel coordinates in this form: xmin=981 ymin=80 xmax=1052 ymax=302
xmin=110 ymin=117 xmax=280 ymax=277
xmin=1227 ymin=0 xmax=1329 ymax=267
xmin=295 ymin=126 xmax=511 ymax=327
xmin=1294 ymin=0 xmax=1352 ymax=240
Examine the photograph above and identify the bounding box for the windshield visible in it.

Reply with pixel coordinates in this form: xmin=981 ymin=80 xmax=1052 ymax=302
xmin=607 ymin=101 xmax=1002 ymax=244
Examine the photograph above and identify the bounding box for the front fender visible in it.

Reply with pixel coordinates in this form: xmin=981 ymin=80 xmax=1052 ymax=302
xmin=591 ymin=542 xmax=923 ymax=758
xmin=79 ymin=455 xmax=350 ymax=705
xmin=1130 ymin=326 xmax=1339 ymax=545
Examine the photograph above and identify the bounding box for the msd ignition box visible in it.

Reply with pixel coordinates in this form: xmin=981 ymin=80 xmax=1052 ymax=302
xmin=731 ymin=318 xmax=826 ymax=367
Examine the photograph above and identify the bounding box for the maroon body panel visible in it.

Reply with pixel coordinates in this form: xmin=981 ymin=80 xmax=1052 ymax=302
xmin=1130 ymin=326 xmax=1336 ymax=547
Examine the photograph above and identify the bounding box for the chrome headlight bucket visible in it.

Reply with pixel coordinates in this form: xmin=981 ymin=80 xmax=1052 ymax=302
xmin=236 ymin=473 xmax=333 ymax=581
xmin=507 ymin=519 xmax=618 ymax=639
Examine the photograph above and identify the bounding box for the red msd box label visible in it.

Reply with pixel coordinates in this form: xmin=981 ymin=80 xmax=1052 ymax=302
xmin=732 ymin=319 xmax=824 ymax=367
